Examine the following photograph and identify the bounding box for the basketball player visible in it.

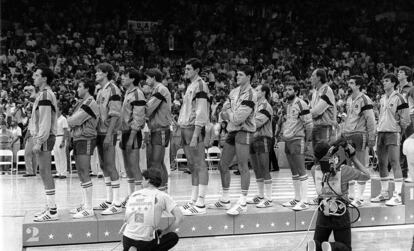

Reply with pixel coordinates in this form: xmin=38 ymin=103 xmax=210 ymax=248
xmin=32 ymin=65 xmax=58 ymax=222
xmin=67 ymin=79 xmax=99 ymax=218
xmin=94 ymin=63 xmax=123 ymax=215
xmin=178 ymin=58 xmax=210 ymax=215
xmin=208 ymin=65 xmax=257 ymax=215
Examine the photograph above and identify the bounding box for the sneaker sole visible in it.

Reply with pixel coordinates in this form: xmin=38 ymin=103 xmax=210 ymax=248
xmin=183 ymin=211 xmax=206 ymax=216
xmin=73 ymin=214 xmax=95 ymax=219
xmin=101 ymin=210 xmax=123 ymax=215
xmin=34 ymin=217 xmax=59 ymax=222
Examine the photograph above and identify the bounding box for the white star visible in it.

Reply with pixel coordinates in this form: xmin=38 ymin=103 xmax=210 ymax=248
xmin=358 ymin=218 xmax=362 ymax=222
xmin=48 ymin=234 xmax=54 ymax=239
xmin=285 ymin=222 xmax=289 ymax=226
xmin=384 ymin=216 xmax=388 ymax=221
xmin=191 ymin=226 xmax=196 ymax=232
xmin=86 ymin=232 xmax=91 ymax=238
xmin=397 ymin=216 xmax=401 ymax=220
xmin=271 ymin=222 xmax=276 ymax=227
xmin=224 ymin=225 xmax=228 ymax=230
xmin=410 ymin=215 xmax=414 ymax=219
xmin=255 ymin=223 xmax=260 ymax=228
xmin=301 ymin=221 xmax=305 ymax=225
xmin=104 ymin=231 xmax=110 ymax=236
xmin=208 ymin=225 xmax=212 ymax=231
xmin=67 ymin=233 xmax=72 ymax=239
xmin=240 ymin=224 xmax=244 ymax=229
xmin=371 ymin=217 xmax=375 ymax=221
xmin=175 ymin=228 xmax=180 ymax=232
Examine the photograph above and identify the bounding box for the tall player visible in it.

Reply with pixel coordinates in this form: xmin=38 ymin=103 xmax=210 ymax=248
xmin=342 ymin=76 xmax=376 ymax=207
xmin=145 ymin=68 xmax=172 ymax=190
xmin=67 ymin=79 xmax=99 ymax=218
xmin=32 ymin=65 xmax=58 ymax=222
xmin=178 ymin=58 xmax=210 ymax=215
xmin=247 ymin=84 xmax=274 ymax=208
xmin=94 ymin=63 xmax=123 ymax=215
xmin=371 ymin=74 xmax=410 ymax=206
xmin=208 ymin=65 xmax=257 ymax=216
xmin=281 ymin=82 xmax=313 ymax=211
xmin=120 ymin=68 xmax=146 ymax=199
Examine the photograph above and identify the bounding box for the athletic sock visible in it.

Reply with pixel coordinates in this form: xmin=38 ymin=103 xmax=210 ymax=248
xmin=196 ymin=184 xmax=207 ymax=207
xmin=239 ymin=190 xmax=248 ymax=205
xmin=380 ymin=178 xmax=389 ymax=195
xmin=81 ymin=181 xmax=93 ymax=209
xmin=191 ymin=185 xmax=199 ymax=203
xmin=45 ymin=189 xmax=56 ymax=212
xmin=257 ymin=178 xmax=264 ymax=198
xmin=222 ymin=187 xmax=230 ymax=202
xmin=348 ymin=180 xmax=356 ymax=199
xmin=135 ymin=180 xmax=142 ymax=191
xmin=104 ymin=177 xmax=113 ymax=202
xmin=127 ymin=178 xmax=135 ymax=195
xmin=111 ymin=180 xmax=121 ymax=206
xmin=356 ymin=181 xmax=366 ymax=201
xmin=299 ymin=175 xmax=308 ymax=203
xmin=292 ymin=175 xmax=300 ymax=201
xmin=394 ymin=179 xmax=403 ymax=196
xmin=80 ymin=183 xmax=86 ymax=205
xmin=264 ymin=179 xmax=272 ymax=200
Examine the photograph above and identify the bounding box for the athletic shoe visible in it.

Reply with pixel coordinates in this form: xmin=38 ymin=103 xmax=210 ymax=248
xmin=307 ymin=240 xmax=316 ymax=251
xmin=182 ymin=205 xmax=206 ymax=216
xmin=34 ymin=206 xmax=49 ymax=218
xmin=385 ymin=195 xmax=402 ymax=206
xmin=292 ymin=201 xmax=309 ymax=211
xmin=282 ymin=199 xmax=299 ymax=207
xmin=121 ymin=197 xmax=129 ymax=208
xmin=207 ymin=200 xmax=232 ymax=210
xmin=246 ymin=195 xmax=263 ymax=204
xmin=322 ymin=241 xmax=332 ymax=251
xmin=350 ymin=199 xmax=365 ymax=208
xmin=93 ymin=201 xmax=112 ymax=210
xmin=180 ymin=201 xmax=195 ymax=211
xmin=371 ymin=193 xmax=389 ymax=203
xmin=34 ymin=210 xmax=59 ymax=222
xmin=73 ymin=209 xmax=94 ymax=219
xmin=308 ymin=197 xmax=319 ymax=205
xmin=256 ymin=199 xmax=273 ymax=208
xmin=101 ymin=205 xmax=123 ymax=215
xmin=226 ymin=203 xmax=247 ymax=216
xmin=70 ymin=205 xmax=85 ymax=214
xmin=405 ymin=178 xmax=413 ymax=183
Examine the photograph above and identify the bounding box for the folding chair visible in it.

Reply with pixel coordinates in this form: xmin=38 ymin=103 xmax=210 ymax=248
xmin=0 ymin=149 xmax=13 ymax=174
xmin=70 ymin=150 xmax=76 ymax=173
xmin=206 ymin=146 xmax=221 ymax=170
xmin=16 ymin=149 xmax=25 ymax=174
xmin=175 ymin=148 xmax=187 ymax=170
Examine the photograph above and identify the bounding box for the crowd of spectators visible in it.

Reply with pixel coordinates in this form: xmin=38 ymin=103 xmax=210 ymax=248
xmin=1 ymin=0 xmax=414 ymax=169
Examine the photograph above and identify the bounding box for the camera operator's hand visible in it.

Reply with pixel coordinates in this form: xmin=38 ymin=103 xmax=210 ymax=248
xmin=344 ymin=143 xmax=356 ymax=157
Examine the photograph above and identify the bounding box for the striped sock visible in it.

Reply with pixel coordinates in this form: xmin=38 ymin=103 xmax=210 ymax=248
xmin=104 ymin=177 xmax=113 ymax=202
xmin=257 ymin=178 xmax=264 ymax=198
xmin=81 ymin=181 xmax=93 ymax=209
xmin=127 ymin=178 xmax=135 ymax=195
xmin=264 ymin=179 xmax=272 ymax=200
xmin=299 ymin=175 xmax=308 ymax=202
xmin=135 ymin=180 xmax=142 ymax=191
xmin=45 ymin=189 xmax=56 ymax=209
xmin=111 ymin=180 xmax=121 ymax=206
xmin=222 ymin=187 xmax=230 ymax=202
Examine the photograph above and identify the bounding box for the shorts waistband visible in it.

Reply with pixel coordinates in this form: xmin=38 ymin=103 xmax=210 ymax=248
xmin=151 ymin=127 xmax=170 ymax=132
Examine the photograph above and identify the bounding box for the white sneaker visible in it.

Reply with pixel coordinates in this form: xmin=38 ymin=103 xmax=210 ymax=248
xmin=350 ymin=199 xmax=365 ymax=208
xmin=70 ymin=205 xmax=85 ymax=214
xmin=207 ymin=200 xmax=231 ymax=210
xmin=94 ymin=201 xmax=112 ymax=210
xmin=307 ymin=240 xmax=316 ymax=251
xmin=180 ymin=201 xmax=195 ymax=211
xmin=308 ymin=197 xmax=319 ymax=205
xmin=182 ymin=205 xmax=206 ymax=216
xmin=34 ymin=210 xmax=59 ymax=222
xmin=322 ymin=241 xmax=332 ymax=251
xmin=292 ymin=201 xmax=309 ymax=211
xmin=73 ymin=208 xmax=95 ymax=219
xmin=282 ymin=199 xmax=299 ymax=207
xmin=34 ymin=206 xmax=49 ymax=218
xmin=256 ymin=199 xmax=273 ymax=208
xmin=371 ymin=193 xmax=389 ymax=203
xmin=226 ymin=203 xmax=247 ymax=216
xmin=101 ymin=205 xmax=123 ymax=215
xmin=246 ymin=195 xmax=263 ymax=204
xmin=385 ymin=195 xmax=402 ymax=206
xmin=121 ymin=197 xmax=129 ymax=208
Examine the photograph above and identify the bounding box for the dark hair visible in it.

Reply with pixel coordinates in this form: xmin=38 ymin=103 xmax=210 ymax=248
xmin=79 ymin=79 xmax=96 ymax=95
xmin=315 ymin=69 xmax=327 ymax=83
xmin=349 ymin=75 xmax=365 ymax=89
xmin=314 ymin=141 xmax=330 ymax=161
xmin=238 ymin=65 xmax=255 ymax=80
xmin=37 ymin=65 xmax=55 ymax=85
xmin=383 ymin=73 xmax=399 ymax=88
xmin=142 ymin=169 xmax=162 ymax=187
xmin=185 ymin=58 xmax=202 ymax=73
xmin=96 ymin=63 xmax=115 ymax=80
xmin=398 ymin=66 xmax=412 ymax=82
xmin=260 ymin=84 xmax=271 ymax=100
xmin=145 ymin=68 xmax=163 ymax=82
xmin=125 ymin=68 xmax=143 ymax=86
xmin=285 ymin=81 xmax=300 ymax=96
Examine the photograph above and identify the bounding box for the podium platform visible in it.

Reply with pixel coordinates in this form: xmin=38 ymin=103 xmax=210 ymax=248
xmin=22 ymin=200 xmax=412 ymax=247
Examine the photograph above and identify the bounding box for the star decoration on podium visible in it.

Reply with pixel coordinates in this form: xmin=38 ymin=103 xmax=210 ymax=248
xmin=208 ymin=225 xmax=212 ymax=231
xmin=67 ymin=233 xmax=73 ymax=239
xmin=104 ymin=231 xmax=110 ymax=236
xmin=397 ymin=216 xmax=401 ymax=220
xmin=240 ymin=224 xmax=245 ymax=229
xmin=86 ymin=232 xmax=92 ymax=238
xmin=175 ymin=228 xmax=180 ymax=232
xmin=410 ymin=215 xmax=414 ymax=219
xmin=371 ymin=217 xmax=375 ymax=221
xmin=358 ymin=218 xmax=362 ymax=222
xmin=301 ymin=221 xmax=305 ymax=225
xmin=285 ymin=222 xmax=289 ymax=226
xmin=384 ymin=216 xmax=388 ymax=221
xmin=48 ymin=234 xmax=54 ymax=239
xmin=224 ymin=225 xmax=228 ymax=230
xmin=255 ymin=223 xmax=260 ymax=228
xmin=191 ymin=226 xmax=196 ymax=232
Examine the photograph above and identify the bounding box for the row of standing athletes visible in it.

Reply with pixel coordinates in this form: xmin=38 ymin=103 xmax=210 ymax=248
xmin=30 ymin=61 xmax=412 ymax=222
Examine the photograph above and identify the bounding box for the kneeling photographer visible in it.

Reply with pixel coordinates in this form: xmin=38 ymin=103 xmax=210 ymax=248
xmin=307 ymin=138 xmax=370 ymax=251
xmin=120 ymin=169 xmax=183 ymax=251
